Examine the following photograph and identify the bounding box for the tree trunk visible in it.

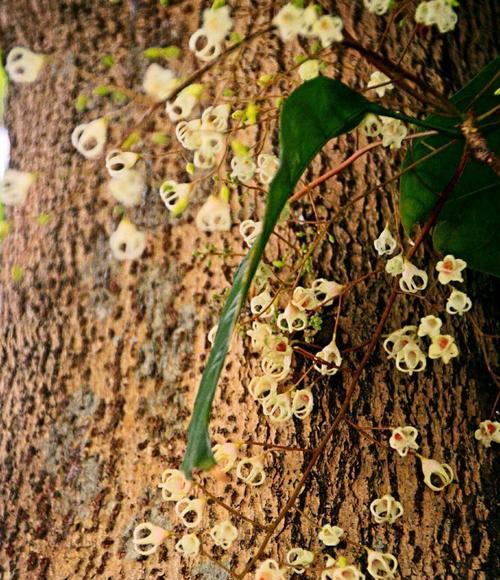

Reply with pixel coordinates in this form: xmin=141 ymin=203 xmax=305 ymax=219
xmin=0 ymin=1 xmax=498 ymax=579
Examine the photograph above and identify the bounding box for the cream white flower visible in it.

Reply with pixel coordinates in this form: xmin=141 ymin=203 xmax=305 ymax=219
xmin=428 ymin=334 xmax=458 ymax=364
xmin=261 ymin=354 xmax=292 ymax=382
xmin=255 ymin=559 xmax=285 ymax=580
xmin=240 ymin=219 xmax=262 ymax=247
xmin=109 ymin=219 xmax=146 ymax=261
xmin=189 ymin=29 xmax=222 ymax=62
xmin=213 ymin=441 xmax=240 ymax=472
xmin=262 ymin=392 xmax=293 ymax=423
xmin=298 ymin=59 xmax=320 ymax=81
xmin=380 ymin=117 xmax=408 ymax=149
xmin=166 ymin=84 xmax=203 ymax=122
xmin=322 ymin=561 xmax=366 ymax=580
xmin=367 ymin=71 xmax=393 ymax=97
xmin=195 ymin=195 xmax=231 ymax=232
xmin=105 ymin=149 xmax=139 ymax=178
xmin=395 ymin=341 xmax=427 ymax=374
xmin=300 ymin=5 xmax=320 ymax=36
xmin=389 ymin=426 xmax=419 ymax=457
xmin=366 ymin=549 xmax=398 ymax=579
xmin=292 ymin=389 xmax=314 ymax=420
xmin=364 ymin=0 xmax=392 ymax=15
xmin=383 ymin=325 xmax=418 ymax=358
xmin=374 ymin=224 xmax=397 ymax=256
xmin=312 ymin=278 xmax=345 ymax=303
xmin=231 ymin=155 xmax=256 ymax=182
xmin=71 ymin=118 xmax=107 ymax=160
xmin=176 ymin=119 xmax=202 ymax=151
xmin=418 ymin=455 xmax=454 ymax=491
xmin=287 ymin=547 xmax=314 ymax=574
xmin=175 ymin=498 xmax=205 ymax=528
xmin=210 ymin=520 xmax=238 ymax=549
xmin=415 ymin=0 xmax=458 ymax=33
xmin=277 ymin=302 xmax=308 ymax=332
xmin=361 ymin=114 xmax=383 ymax=138
xmin=417 ymin=315 xmax=442 ymax=338
xmin=385 ymin=253 xmax=404 ymax=276
xmin=236 ymin=456 xmax=266 ymax=486
xmin=132 ymin=522 xmax=169 ymax=556
xmin=273 ymin=3 xmax=304 ymax=42
xmin=292 ymin=287 xmax=318 ymax=311
xmin=175 ymin=533 xmax=200 ymax=557
xmin=201 ymin=104 xmax=231 ymax=132
xmin=370 ymin=494 xmax=403 ymax=524
xmin=158 ymin=469 xmax=192 ymax=502
xmin=247 ymin=321 xmax=273 ymax=351
xmin=0 ymin=169 xmax=35 ymax=206
xmin=446 ymin=289 xmax=472 ymax=316
xmin=159 ymin=180 xmax=192 ymax=216
xmin=6 ymin=47 xmax=45 ymax=83
xmin=318 ymin=524 xmax=344 ymax=547
xmin=399 ymin=260 xmax=428 ymax=293
xmin=257 ymin=153 xmax=279 ymax=185
xmin=474 ymin=420 xmax=500 ymax=448
xmin=143 ymin=63 xmax=178 ymax=101
xmin=436 ymin=254 xmax=466 ymax=284
xmin=315 ymin=340 xmax=342 ymax=376
xmin=250 ymin=290 xmax=275 ymax=319
xmin=108 ymin=169 xmax=146 ymax=207
xmin=313 ymin=15 xmax=344 ymax=47
xmin=203 ymin=5 xmax=233 ymax=43
xmin=248 ymin=375 xmax=278 ymax=402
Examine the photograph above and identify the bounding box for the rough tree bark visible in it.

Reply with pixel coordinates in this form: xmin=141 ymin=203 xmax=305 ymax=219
xmin=0 ymin=1 xmax=498 ymax=579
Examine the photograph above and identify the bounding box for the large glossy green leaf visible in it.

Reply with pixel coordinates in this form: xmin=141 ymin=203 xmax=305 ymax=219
xmin=400 ymin=57 xmax=500 ymax=276
xmin=181 ymin=78 xmax=382 ymax=478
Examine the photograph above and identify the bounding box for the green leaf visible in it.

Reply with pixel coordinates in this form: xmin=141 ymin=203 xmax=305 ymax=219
xmin=181 ymin=77 xmax=388 ymax=478
xmin=400 ymin=57 xmax=500 ymax=276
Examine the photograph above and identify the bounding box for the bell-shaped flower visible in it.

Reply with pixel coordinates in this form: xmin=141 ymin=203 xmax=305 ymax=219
xmin=298 ymin=59 xmax=320 ymax=81
xmin=436 ymin=254 xmax=466 ymax=284
xmin=213 ymin=441 xmax=240 ymax=472
xmin=389 ymin=426 xmax=419 ymax=457
xmin=236 ymin=456 xmax=266 ymax=486
xmin=474 ymin=420 xmax=500 ymax=448
xmin=201 ymin=5 xmax=233 ymax=43
xmin=292 ymin=287 xmax=318 ymax=311
xmin=417 ymin=315 xmax=442 ymax=338
xmin=364 ymin=0 xmax=392 ymax=15
xmin=395 ymin=341 xmax=426 ymax=374
xmin=142 ymin=63 xmax=178 ymax=101
xmin=313 ymin=15 xmax=344 ymax=46
xmin=195 ymin=194 xmax=231 ymax=232
xmin=189 ymin=29 xmax=222 ymax=62
xmin=380 ymin=117 xmax=407 ymax=149
xmin=383 ymin=325 xmax=417 ymax=358
xmin=399 ymin=260 xmax=428 ymax=293
xmin=263 ymin=334 xmax=293 ymax=363
xmin=231 ymin=154 xmax=256 ymax=183
xmin=369 ymin=494 xmax=403 ymax=524
xmin=287 ymin=547 xmax=314 ymax=574
xmin=199 ymin=129 xmax=225 ymax=157
xmin=210 ymin=520 xmax=238 ymax=549
xmin=322 ymin=560 xmax=366 ymax=580
xmin=158 ymin=469 xmax=192 ymax=502
xmin=446 ymin=289 xmax=472 ymax=316
xmin=262 ymin=392 xmax=293 ymax=423
xmin=132 ymin=522 xmax=170 ymax=556
xmin=292 ymin=389 xmax=314 ymax=420
xmin=418 ymin=455 xmax=454 ymax=491
xmin=6 ymin=47 xmax=45 ymax=83
xmin=109 ymin=219 xmax=146 ymax=261
xmin=71 ymin=118 xmax=107 ymax=160
xmin=366 ymin=549 xmax=398 ymax=579
xmin=299 ymin=4 xmax=320 ymax=36
xmin=361 ymin=113 xmax=383 ymax=138
xmin=257 ymin=154 xmax=279 ymax=185
xmin=277 ymin=302 xmax=308 ymax=333
xmin=255 ymin=558 xmax=285 ymax=580
xmin=240 ymin=219 xmax=262 ymax=247
xmin=250 ymin=289 xmax=275 ymax=319
xmin=272 ymin=3 xmax=304 ymax=42
xmin=108 ymin=169 xmax=146 ymax=207
xmin=385 ymin=252 xmax=403 ymax=276
xmin=175 ymin=533 xmax=200 ymax=557
xmin=0 ymin=169 xmax=35 ymax=206
xmin=166 ymin=84 xmax=203 ymax=122
xmin=176 ymin=119 xmax=202 ymax=151
xmin=428 ymin=334 xmax=458 ymax=364
xmin=315 ymin=340 xmax=342 ymax=376
xmin=175 ymin=497 xmax=205 ymax=528
xmin=367 ymin=70 xmax=393 ymax=97
xmin=374 ymin=225 xmax=397 ymax=256
xmin=105 ymin=149 xmax=139 ymax=177
xmin=261 ymin=353 xmax=292 ymax=382
xmin=201 ymin=104 xmax=231 ymax=132
xmin=312 ymin=278 xmax=345 ymax=304
xmin=415 ymin=1 xmax=458 ymax=33
xmin=159 ymin=180 xmax=192 ymax=216
xmin=247 ymin=321 xmax=273 ymax=351
xmin=318 ymin=524 xmax=344 ymax=547
xmin=248 ymin=375 xmax=278 ymax=403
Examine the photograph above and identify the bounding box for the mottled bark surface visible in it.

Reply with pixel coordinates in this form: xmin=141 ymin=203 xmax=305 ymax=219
xmin=0 ymin=1 xmax=498 ymax=579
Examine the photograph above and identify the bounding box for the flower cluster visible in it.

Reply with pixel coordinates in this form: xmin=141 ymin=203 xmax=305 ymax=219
xmin=273 ymin=3 xmax=343 ymax=47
